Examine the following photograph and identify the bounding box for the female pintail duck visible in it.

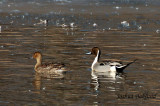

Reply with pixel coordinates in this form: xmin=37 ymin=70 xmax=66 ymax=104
xmin=87 ymin=47 xmax=137 ymax=73
xmin=33 ymin=52 xmax=67 ymax=74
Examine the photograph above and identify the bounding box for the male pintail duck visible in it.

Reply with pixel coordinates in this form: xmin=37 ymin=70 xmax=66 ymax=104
xmin=87 ymin=47 xmax=137 ymax=73
xmin=33 ymin=52 xmax=67 ymax=74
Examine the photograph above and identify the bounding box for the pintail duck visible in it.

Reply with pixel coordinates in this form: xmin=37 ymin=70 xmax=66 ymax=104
xmin=87 ymin=47 xmax=137 ymax=73
xmin=33 ymin=52 xmax=67 ymax=74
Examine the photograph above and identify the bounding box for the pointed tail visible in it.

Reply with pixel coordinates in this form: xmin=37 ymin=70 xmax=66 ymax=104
xmin=116 ymin=59 xmax=138 ymax=73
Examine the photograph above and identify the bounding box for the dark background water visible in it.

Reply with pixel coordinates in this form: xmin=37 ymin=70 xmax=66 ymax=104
xmin=0 ymin=0 xmax=160 ymax=105
xmin=1 ymin=0 xmax=160 ymax=33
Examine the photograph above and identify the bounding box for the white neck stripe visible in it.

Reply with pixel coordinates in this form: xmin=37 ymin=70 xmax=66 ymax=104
xmin=91 ymin=50 xmax=99 ymax=69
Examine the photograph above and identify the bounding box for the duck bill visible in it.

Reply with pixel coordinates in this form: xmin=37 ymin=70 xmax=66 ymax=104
xmin=86 ymin=52 xmax=92 ymax=55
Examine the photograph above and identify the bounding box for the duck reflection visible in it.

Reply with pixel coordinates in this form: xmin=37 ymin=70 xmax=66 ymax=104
xmin=33 ymin=73 xmax=41 ymax=90
xmin=33 ymin=72 xmax=65 ymax=90
xmin=91 ymin=70 xmax=125 ymax=91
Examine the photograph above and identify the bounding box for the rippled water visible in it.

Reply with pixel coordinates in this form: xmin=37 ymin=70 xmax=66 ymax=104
xmin=0 ymin=0 xmax=160 ymax=105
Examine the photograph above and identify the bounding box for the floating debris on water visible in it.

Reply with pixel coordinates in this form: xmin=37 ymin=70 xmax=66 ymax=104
xmin=121 ymin=21 xmax=130 ymax=28
xmin=70 ymin=22 xmax=74 ymax=27
xmin=93 ymin=23 xmax=97 ymax=27
xmin=0 ymin=45 xmax=4 ymax=48
xmin=136 ymin=7 xmax=139 ymax=10
xmin=8 ymin=4 xmax=11 ymax=7
xmin=10 ymin=21 xmax=13 ymax=24
xmin=34 ymin=19 xmax=48 ymax=26
xmin=38 ymin=19 xmax=48 ymax=25
xmin=114 ymin=6 xmax=121 ymax=9
xmin=70 ymin=22 xmax=76 ymax=28
xmin=137 ymin=25 xmax=142 ymax=30
xmin=60 ymin=23 xmax=68 ymax=28
xmin=156 ymin=29 xmax=160 ymax=33
xmin=22 ymin=15 xmax=25 ymax=19
xmin=42 ymin=87 xmax=46 ymax=90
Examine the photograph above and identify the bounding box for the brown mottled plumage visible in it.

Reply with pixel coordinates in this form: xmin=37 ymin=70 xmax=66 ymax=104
xmin=33 ymin=52 xmax=67 ymax=74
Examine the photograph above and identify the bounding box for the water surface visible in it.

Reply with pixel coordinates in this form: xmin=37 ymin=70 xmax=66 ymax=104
xmin=0 ymin=0 xmax=160 ymax=105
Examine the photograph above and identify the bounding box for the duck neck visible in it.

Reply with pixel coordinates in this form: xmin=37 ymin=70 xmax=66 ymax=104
xmin=92 ymin=50 xmax=100 ymax=69
xmin=35 ymin=56 xmax=42 ymax=71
